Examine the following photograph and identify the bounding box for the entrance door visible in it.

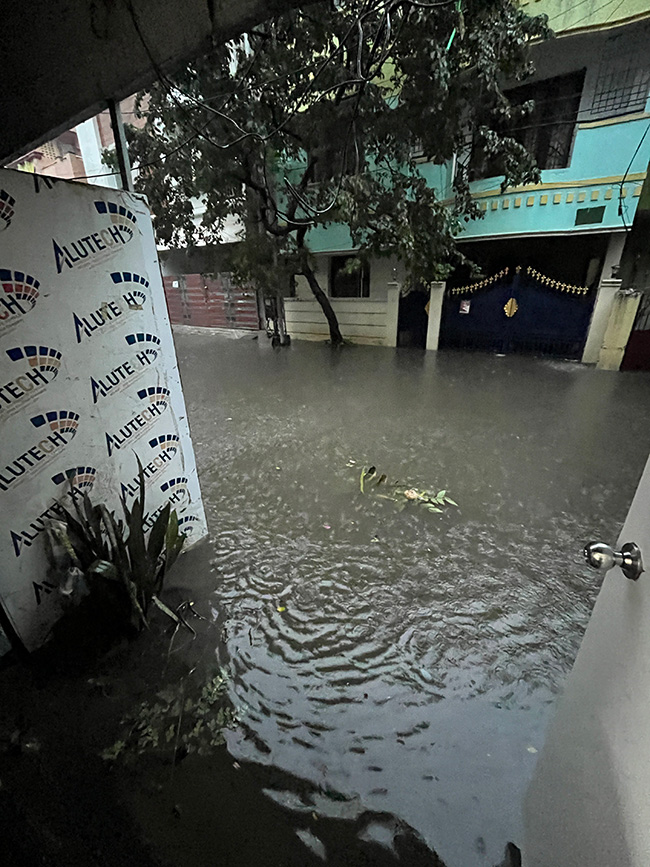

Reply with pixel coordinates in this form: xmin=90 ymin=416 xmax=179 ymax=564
xmin=397 ymin=288 xmax=429 ymax=348
xmin=524 ymin=452 xmax=650 ymax=866
xmin=440 ymin=266 xmax=595 ymax=358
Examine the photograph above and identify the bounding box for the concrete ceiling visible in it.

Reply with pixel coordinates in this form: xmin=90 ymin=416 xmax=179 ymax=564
xmin=1 ymin=0 xmax=316 ymax=165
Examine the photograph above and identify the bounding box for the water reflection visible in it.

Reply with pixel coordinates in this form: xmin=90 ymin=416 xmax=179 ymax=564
xmin=174 ymin=334 xmax=650 ymax=865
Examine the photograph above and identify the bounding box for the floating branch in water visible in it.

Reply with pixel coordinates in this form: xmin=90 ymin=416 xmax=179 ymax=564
xmin=359 ymin=466 xmax=458 ymax=514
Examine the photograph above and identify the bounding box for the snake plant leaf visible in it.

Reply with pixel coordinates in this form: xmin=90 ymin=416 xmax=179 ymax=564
xmin=136 ymin=455 xmax=146 ymax=512
xmin=83 ymin=492 xmax=100 ymax=540
xmin=120 ymin=493 xmax=132 ymax=525
xmin=164 ymin=510 xmax=185 ymax=572
xmin=59 ymin=509 xmax=97 ymax=567
xmin=148 ymin=502 xmax=171 ymax=561
xmin=123 ymin=573 xmax=148 ymax=629
xmin=99 ymin=506 xmax=129 ymax=575
xmin=126 ymin=507 xmax=150 ymax=586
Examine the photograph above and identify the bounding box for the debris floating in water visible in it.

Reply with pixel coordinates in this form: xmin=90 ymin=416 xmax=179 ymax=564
xmin=358 ymin=465 xmax=459 ymax=514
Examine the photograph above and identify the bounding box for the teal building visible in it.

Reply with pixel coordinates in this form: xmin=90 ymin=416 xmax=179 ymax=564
xmin=293 ymin=1 xmax=650 ymax=359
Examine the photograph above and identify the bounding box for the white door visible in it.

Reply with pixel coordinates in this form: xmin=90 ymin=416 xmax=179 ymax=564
xmin=524 ymin=451 xmax=650 ymax=866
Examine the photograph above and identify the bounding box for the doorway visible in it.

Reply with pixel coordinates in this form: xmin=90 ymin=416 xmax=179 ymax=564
xmin=397 ymin=288 xmax=429 ymax=348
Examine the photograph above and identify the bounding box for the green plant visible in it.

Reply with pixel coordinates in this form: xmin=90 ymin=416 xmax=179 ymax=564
xmin=101 ymin=670 xmax=241 ymax=763
xmin=44 ymin=460 xmax=186 ymax=634
xmin=359 ymin=465 xmax=459 ymax=514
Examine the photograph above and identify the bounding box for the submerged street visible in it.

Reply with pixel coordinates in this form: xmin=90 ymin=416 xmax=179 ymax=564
xmin=172 ymin=331 xmax=650 ymax=865
xmin=3 ymin=331 xmax=650 ymax=867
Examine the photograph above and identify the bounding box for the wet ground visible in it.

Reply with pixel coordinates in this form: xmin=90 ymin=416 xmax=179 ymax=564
xmin=2 ymin=332 xmax=650 ymax=866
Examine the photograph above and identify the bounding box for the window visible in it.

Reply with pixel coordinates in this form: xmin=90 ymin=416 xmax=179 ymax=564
xmin=508 ymin=70 xmax=585 ymax=171
xmin=312 ymin=143 xmax=364 ymax=183
xmin=470 ymin=70 xmax=585 ymax=178
xmin=410 ymin=140 xmax=426 ymax=161
xmin=329 ymin=256 xmax=370 ymax=298
xmin=590 ymin=44 xmax=650 ymax=117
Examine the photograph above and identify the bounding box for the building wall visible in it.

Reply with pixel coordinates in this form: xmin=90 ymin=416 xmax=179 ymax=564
xmin=305 ymin=20 xmax=650 ymax=255
xmin=285 ymin=290 xmax=400 ymax=346
xmin=294 ymin=254 xmax=405 ymax=301
xmin=522 ymin=0 xmax=650 ymax=34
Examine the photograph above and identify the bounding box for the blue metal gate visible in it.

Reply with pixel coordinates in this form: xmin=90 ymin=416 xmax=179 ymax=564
xmin=439 ymin=266 xmax=595 ymax=358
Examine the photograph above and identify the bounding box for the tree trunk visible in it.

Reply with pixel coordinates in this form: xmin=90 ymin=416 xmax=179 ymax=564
xmin=301 ymin=263 xmax=344 ymax=346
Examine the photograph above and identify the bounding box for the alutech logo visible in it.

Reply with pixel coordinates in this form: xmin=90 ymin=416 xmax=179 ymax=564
xmin=72 ymin=273 xmax=148 ymax=344
xmin=52 ymin=202 xmax=138 ymax=273
xmin=90 ymin=331 xmax=161 ymax=404
xmin=120 ymin=448 xmax=175 ymax=500
xmin=141 ymin=476 xmax=189 ymax=533
xmin=149 ymin=433 xmax=179 ymax=457
xmin=105 ymin=386 xmax=170 ymax=456
xmin=178 ymin=515 xmax=201 ymax=537
xmin=10 ymin=466 xmax=97 ymax=559
xmin=1 ymin=344 xmax=63 ymax=416
xmin=51 ymin=466 xmax=97 ymax=494
xmin=160 ymin=476 xmax=189 ymax=506
xmin=0 ymin=269 xmax=39 ymax=328
xmin=0 ymin=410 xmax=80 ymax=493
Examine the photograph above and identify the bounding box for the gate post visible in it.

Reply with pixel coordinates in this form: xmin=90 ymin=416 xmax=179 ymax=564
xmin=582 ymin=278 xmax=622 ymax=364
xmin=386 ymin=285 xmax=400 ymax=347
xmin=426 ymin=281 xmax=446 ymax=351
xmin=597 ymin=289 xmax=642 ymax=371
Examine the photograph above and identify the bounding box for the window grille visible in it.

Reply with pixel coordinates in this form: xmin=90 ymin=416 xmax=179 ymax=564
xmin=591 ymin=55 xmax=650 ymax=116
xmin=39 ymin=141 xmax=58 ymax=161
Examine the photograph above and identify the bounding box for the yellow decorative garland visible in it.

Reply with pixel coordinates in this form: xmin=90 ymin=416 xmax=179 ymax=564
xmin=450 ymin=266 xmax=589 ymax=297
xmin=450 ymin=267 xmax=509 ymax=295
xmin=525 ymin=267 xmax=589 ymax=295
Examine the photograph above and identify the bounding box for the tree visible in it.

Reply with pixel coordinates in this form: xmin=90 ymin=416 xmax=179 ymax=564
xmin=127 ymin=0 xmax=549 ymax=345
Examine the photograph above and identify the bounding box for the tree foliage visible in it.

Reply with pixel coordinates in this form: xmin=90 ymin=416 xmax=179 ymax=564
xmin=127 ymin=0 xmax=549 ymax=343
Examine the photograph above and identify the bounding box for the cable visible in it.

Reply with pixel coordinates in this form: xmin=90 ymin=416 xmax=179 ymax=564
xmin=126 ymin=0 xmax=430 ymax=151
xmin=618 ymin=118 xmax=650 ymax=230
xmin=69 ymin=123 xmax=209 ymax=182
xmin=549 ymin=0 xmax=627 ymax=30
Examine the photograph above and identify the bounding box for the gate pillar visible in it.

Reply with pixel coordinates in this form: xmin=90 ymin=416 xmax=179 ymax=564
xmin=582 ymin=278 xmax=622 ymax=364
xmin=597 ymin=289 xmax=642 ymax=371
xmin=425 ymin=281 xmax=446 ymax=351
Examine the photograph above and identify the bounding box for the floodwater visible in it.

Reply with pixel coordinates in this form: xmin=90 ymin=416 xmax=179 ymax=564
xmin=170 ymin=331 xmax=650 ymax=866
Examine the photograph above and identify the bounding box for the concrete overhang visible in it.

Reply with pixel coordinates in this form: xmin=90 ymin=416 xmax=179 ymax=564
xmin=1 ymin=0 xmax=316 ymax=165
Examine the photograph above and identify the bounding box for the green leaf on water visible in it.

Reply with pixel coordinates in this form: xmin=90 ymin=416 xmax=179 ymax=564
xmin=436 ymin=490 xmax=446 ymax=499
xmin=444 ymin=497 xmax=458 ymax=507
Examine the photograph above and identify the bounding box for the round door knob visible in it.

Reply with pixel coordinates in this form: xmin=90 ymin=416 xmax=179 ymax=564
xmin=584 ymin=542 xmax=617 ymax=571
xmin=584 ymin=541 xmax=644 ymax=581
